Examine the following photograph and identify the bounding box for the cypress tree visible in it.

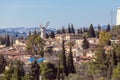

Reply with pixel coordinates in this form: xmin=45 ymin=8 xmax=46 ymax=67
xmin=0 ymin=54 xmax=6 ymax=74
xmin=77 ymin=29 xmax=80 ymax=35
xmin=57 ymin=61 xmax=60 ymax=80
xmin=111 ymin=50 xmax=117 ymax=66
xmin=67 ymin=45 xmax=75 ymax=74
xmin=60 ymin=40 xmax=68 ymax=76
xmin=106 ymin=24 xmax=111 ymax=32
xmin=3 ymin=62 xmax=14 ymax=80
xmin=31 ymin=60 xmax=40 ymax=80
xmin=68 ymin=24 xmax=71 ymax=33
xmin=13 ymin=60 xmax=25 ymax=80
xmin=71 ymin=24 xmax=75 ymax=33
xmin=5 ymin=35 xmax=10 ymax=46
xmin=56 ymin=29 xmax=61 ymax=34
xmin=98 ymin=24 xmax=101 ymax=31
xmin=82 ymin=37 xmax=89 ymax=49
xmin=88 ymin=24 xmax=96 ymax=38
xmin=83 ymin=27 xmax=85 ymax=32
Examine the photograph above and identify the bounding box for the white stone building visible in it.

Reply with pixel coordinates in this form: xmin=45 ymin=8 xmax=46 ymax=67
xmin=116 ymin=7 xmax=120 ymax=25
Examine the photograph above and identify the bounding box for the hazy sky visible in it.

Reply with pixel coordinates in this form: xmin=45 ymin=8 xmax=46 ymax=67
xmin=0 ymin=0 xmax=120 ymax=28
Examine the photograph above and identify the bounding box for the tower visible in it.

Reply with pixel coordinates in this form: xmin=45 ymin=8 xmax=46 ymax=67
xmin=116 ymin=7 xmax=120 ymax=25
xmin=40 ymin=21 xmax=50 ymax=39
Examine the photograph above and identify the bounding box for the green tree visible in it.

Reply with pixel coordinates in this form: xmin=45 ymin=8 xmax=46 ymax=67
xmin=56 ymin=29 xmax=61 ymax=34
xmin=106 ymin=24 xmax=111 ymax=32
xmin=71 ymin=24 xmax=75 ymax=33
xmin=26 ymin=34 xmax=45 ymax=56
xmin=30 ymin=60 xmax=40 ymax=80
xmin=12 ymin=60 xmax=25 ymax=80
xmin=112 ymin=63 xmax=120 ymax=80
xmin=5 ymin=35 xmax=10 ymax=46
xmin=56 ymin=61 xmax=60 ymax=80
xmin=0 ymin=54 xmax=6 ymax=74
xmin=60 ymin=40 xmax=68 ymax=76
xmin=82 ymin=37 xmax=89 ymax=49
xmin=62 ymin=26 xmax=66 ymax=34
xmin=112 ymin=42 xmax=120 ymax=63
xmin=99 ymin=31 xmax=111 ymax=45
xmin=68 ymin=24 xmax=71 ymax=33
xmin=3 ymin=62 xmax=14 ymax=80
xmin=67 ymin=45 xmax=75 ymax=74
xmin=111 ymin=50 xmax=117 ymax=66
xmin=88 ymin=24 xmax=96 ymax=38
xmin=23 ymin=74 xmax=33 ymax=80
xmin=40 ymin=62 xmax=56 ymax=80
xmin=94 ymin=46 xmax=107 ymax=77
xmin=98 ymin=24 xmax=101 ymax=31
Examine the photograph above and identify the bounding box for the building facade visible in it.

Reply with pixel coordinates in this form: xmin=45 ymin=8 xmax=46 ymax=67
xmin=116 ymin=7 xmax=120 ymax=25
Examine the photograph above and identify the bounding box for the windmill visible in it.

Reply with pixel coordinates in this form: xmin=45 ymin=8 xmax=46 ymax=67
xmin=40 ymin=21 xmax=50 ymax=39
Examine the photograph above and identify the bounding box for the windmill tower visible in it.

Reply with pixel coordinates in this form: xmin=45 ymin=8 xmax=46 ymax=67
xmin=116 ymin=7 xmax=120 ymax=25
xmin=40 ymin=21 xmax=50 ymax=39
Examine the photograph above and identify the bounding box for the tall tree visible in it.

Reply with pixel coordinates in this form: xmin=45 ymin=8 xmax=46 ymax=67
xmin=56 ymin=29 xmax=61 ymax=34
xmin=60 ymin=40 xmax=68 ymax=76
xmin=12 ymin=60 xmax=25 ymax=80
xmin=98 ymin=24 xmax=101 ymax=31
xmin=112 ymin=63 xmax=120 ymax=80
xmin=31 ymin=60 xmax=40 ymax=80
xmin=62 ymin=26 xmax=66 ymax=34
xmin=67 ymin=45 xmax=75 ymax=74
xmin=26 ymin=34 xmax=45 ymax=56
xmin=57 ymin=61 xmax=60 ymax=80
xmin=88 ymin=24 xmax=96 ymax=38
xmin=95 ymin=46 xmax=107 ymax=77
xmin=99 ymin=31 xmax=111 ymax=45
xmin=0 ymin=54 xmax=6 ymax=74
xmin=3 ymin=62 xmax=14 ymax=80
xmin=71 ymin=24 xmax=75 ymax=33
xmin=106 ymin=24 xmax=111 ymax=32
xmin=82 ymin=37 xmax=89 ymax=50
xmin=96 ymin=25 xmax=101 ymax=38
xmin=112 ymin=43 xmax=120 ymax=63
xmin=111 ymin=50 xmax=117 ymax=67
xmin=5 ymin=35 xmax=10 ymax=46
xmin=40 ymin=62 xmax=56 ymax=80
xmin=68 ymin=24 xmax=71 ymax=33
xmin=83 ymin=27 xmax=86 ymax=33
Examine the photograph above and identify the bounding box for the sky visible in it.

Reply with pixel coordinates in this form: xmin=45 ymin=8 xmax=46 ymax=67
xmin=0 ymin=0 xmax=120 ymax=28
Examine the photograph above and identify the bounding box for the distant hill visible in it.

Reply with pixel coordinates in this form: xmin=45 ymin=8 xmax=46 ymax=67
xmin=0 ymin=27 xmax=56 ymax=37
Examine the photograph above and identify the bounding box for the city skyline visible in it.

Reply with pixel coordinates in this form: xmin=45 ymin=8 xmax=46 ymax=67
xmin=0 ymin=0 xmax=120 ymax=28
